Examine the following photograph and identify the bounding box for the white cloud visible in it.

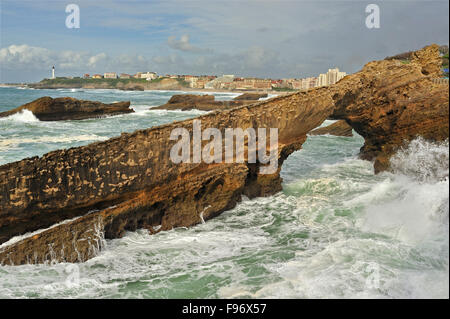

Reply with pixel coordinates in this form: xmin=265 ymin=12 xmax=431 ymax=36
xmin=0 ymin=44 xmax=53 ymax=69
xmin=167 ymin=35 xmax=211 ymax=53
xmin=87 ymin=53 xmax=108 ymax=67
xmin=0 ymin=44 xmax=110 ymax=71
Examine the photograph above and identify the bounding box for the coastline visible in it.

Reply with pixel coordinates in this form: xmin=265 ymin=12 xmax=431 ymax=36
xmin=0 ymin=83 xmax=291 ymax=95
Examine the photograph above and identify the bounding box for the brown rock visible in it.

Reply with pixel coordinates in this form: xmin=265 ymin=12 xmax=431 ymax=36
xmin=310 ymin=120 xmax=353 ymax=137
xmin=0 ymin=97 xmax=134 ymax=121
xmin=233 ymin=93 xmax=268 ymax=101
xmin=331 ymin=44 xmax=448 ymax=172
xmin=410 ymin=43 xmax=443 ymax=77
xmin=153 ymin=94 xmax=254 ymax=111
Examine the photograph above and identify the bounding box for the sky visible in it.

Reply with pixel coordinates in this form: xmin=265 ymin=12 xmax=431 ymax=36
xmin=0 ymin=0 xmax=448 ymax=83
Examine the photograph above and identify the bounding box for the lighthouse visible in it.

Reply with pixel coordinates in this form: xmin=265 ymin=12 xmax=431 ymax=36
xmin=52 ymin=66 xmax=55 ymax=79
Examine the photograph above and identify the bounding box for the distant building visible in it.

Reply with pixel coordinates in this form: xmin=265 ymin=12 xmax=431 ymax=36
xmin=51 ymin=66 xmax=55 ymax=79
xmin=317 ymin=73 xmax=327 ymax=87
xmin=188 ymin=76 xmax=210 ymax=89
xmin=141 ymin=72 xmax=157 ymax=80
xmin=83 ymin=74 xmax=90 ymax=78
xmin=92 ymin=74 xmax=103 ymax=79
xmin=104 ymin=72 xmax=117 ymax=79
xmin=120 ymin=73 xmax=131 ymax=79
xmin=309 ymin=77 xmax=318 ymax=88
xmin=253 ymin=78 xmax=271 ymax=89
xmin=294 ymin=77 xmax=318 ymax=90
xmin=205 ymin=75 xmax=235 ymax=89
xmin=318 ymin=68 xmax=346 ymax=86
xmin=278 ymin=79 xmax=294 ymax=89
xmin=291 ymin=79 xmax=302 ymax=90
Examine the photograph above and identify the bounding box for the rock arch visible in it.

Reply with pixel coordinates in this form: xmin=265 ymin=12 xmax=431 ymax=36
xmin=0 ymin=44 xmax=448 ymax=265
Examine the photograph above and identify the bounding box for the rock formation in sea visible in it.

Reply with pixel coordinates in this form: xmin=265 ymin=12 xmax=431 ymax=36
xmin=0 ymin=44 xmax=448 ymax=265
xmin=331 ymin=44 xmax=447 ymax=172
xmin=309 ymin=120 xmax=353 ymax=137
xmin=233 ymin=93 xmax=268 ymax=100
xmin=153 ymin=94 xmax=262 ymax=111
xmin=0 ymin=97 xmax=134 ymax=121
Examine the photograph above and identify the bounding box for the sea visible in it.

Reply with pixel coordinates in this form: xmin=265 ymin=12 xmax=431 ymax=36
xmin=0 ymin=86 xmax=448 ymax=298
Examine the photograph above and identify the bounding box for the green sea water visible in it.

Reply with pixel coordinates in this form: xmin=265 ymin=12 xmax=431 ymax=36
xmin=0 ymin=87 xmax=448 ymax=298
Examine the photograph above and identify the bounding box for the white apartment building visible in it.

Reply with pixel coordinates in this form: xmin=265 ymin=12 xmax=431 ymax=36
xmin=104 ymin=72 xmax=117 ymax=79
xmin=318 ymin=73 xmax=327 ymax=87
xmin=141 ymin=72 xmax=157 ymax=80
xmin=317 ymin=68 xmax=346 ymax=86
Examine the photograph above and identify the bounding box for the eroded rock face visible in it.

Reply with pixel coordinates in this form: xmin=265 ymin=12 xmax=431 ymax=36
xmin=153 ymin=94 xmax=256 ymax=111
xmin=331 ymin=44 xmax=448 ymax=172
xmin=309 ymin=120 xmax=353 ymax=137
xmin=0 ymin=44 xmax=448 ymax=265
xmin=0 ymin=97 xmax=133 ymax=121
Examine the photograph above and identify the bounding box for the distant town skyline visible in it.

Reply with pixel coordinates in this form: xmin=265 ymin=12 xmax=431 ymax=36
xmin=1 ymin=0 xmax=449 ymax=83
xmin=45 ymin=65 xmax=347 ymax=90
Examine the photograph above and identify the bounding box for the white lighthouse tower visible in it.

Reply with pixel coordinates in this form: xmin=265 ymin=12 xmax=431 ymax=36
xmin=51 ymin=66 xmax=55 ymax=79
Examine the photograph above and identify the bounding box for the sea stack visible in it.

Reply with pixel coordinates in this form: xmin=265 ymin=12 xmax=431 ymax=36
xmin=0 ymin=96 xmax=134 ymax=121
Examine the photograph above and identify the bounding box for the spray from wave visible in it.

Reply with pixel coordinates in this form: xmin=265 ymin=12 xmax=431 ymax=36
xmin=390 ymin=137 xmax=449 ymax=182
xmin=0 ymin=109 xmax=39 ymax=123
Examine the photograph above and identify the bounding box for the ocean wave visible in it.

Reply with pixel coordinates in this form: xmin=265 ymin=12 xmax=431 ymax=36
xmin=390 ymin=137 xmax=449 ymax=182
xmin=0 ymin=109 xmax=40 ymax=123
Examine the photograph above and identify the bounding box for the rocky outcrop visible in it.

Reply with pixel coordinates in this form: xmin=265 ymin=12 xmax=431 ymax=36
xmin=233 ymin=93 xmax=268 ymax=100
xmin=153 ymin=94 xmax=256 ymax=111
xmin=309 ymin=120 xmax=353 ymax=137
xmin=117 ymin=83 xmax=145 ymax=91
xmin=0 ymin=97 xmax=133 ymax=121
xmin=0 ymin=44 xmax=448 ymax=265
xmin=331 ymin=44 xmax=448 ymax=172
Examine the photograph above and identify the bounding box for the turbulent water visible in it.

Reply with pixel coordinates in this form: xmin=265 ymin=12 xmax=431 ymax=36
xmin=0 ymin=87 xmax=448 ymax=299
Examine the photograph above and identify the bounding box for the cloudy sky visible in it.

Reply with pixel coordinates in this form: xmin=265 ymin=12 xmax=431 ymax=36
xmin=0 ymin=0 xmax=448 ymax=82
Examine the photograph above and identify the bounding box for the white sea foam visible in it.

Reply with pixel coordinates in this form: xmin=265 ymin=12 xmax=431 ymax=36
xmin=357 ymin=138 xmax=449 ymax=245
xmin=390 ymin=137 xmax=449 ymax=182
xmin=0 ymin=109 xmax=40 ymax=123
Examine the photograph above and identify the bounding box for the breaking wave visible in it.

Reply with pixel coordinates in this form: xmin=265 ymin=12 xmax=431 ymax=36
xmin=0 ymin=109 xmax=39 ymax=123
xmin=390 ymin=137 xmax=449 ymax=182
